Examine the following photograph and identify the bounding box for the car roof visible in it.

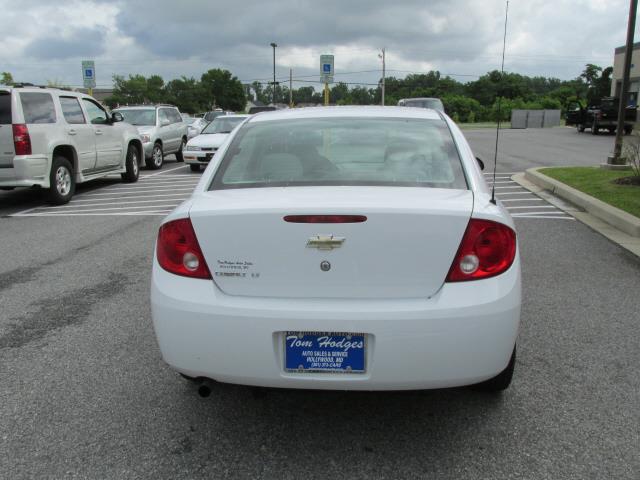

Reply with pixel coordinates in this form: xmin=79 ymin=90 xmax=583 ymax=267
xmin=247 ymin=106 xmax=443 ymax=123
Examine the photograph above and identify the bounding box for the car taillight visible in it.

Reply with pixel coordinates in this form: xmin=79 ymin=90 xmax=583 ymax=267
xmin=446 ymin=218 xmax=516 ymax=282
xmin=12 ymin=124 xmax=32 ymax=155
xmin=156 ymin=218 xmax=211 ymax=279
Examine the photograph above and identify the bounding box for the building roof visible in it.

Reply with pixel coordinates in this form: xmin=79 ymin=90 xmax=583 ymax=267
xmin=615 ymin=42 xmax=640 ymax=54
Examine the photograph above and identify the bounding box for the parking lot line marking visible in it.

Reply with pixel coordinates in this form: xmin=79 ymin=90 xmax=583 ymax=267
xmin=506 ymin=205 xmax=558 ymax=210
xmin=78 ymin=186 xmax=196 ymax=196
xmin=495 ymin=186 xmax=525 ymax=189
xmin=142 ymin=165 xmax=189 ymax=177
xmin=511 ymin=211 xmax=572 ymax=216
xmin=24 ymin=203 xmax=181 ymax=214
xmin=104 ymin=179 xmax=199 ymax=188
xmin=512 ymin=214 xmax=575 ymax=220
xmin=38 ymin=197 xmax=188 ymax=209
xmin=11 ymin=205 xmax=43 ymax=216
xmin=500 ymin=198 xmax=544 ymax=202
xmin=68 ymin=192 xmax=191 ymax=203
xmin=495 ymin=192 xmax=539 ymax=196
xmin=136 ymin=178 xmax=200 ymax=185
xmin=18 ymin=211 xmax=171 ymax=217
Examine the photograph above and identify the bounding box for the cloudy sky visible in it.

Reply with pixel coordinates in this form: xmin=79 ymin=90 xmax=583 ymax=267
xmin=0 ymin=0 xmax=637 ymax=89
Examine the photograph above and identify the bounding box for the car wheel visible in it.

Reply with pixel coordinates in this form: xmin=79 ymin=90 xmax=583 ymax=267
xmin=471 ymin=346 xmax=516 ymax=393
xmin=175 ymin=137 xmax=187 ymax=162
xmin=624 ymin=126 xmax=633 ymax=135
xmin=591 ymin=120 xmax=599 ymax=135
xmin=190 ymin=164 xmax=201 ymax=172
xmin=146 ymin=143 xmax=163 ymax=170
xmin=577 ymin=124 xmax=585 ymax=132
xmin=121 ymin=144 xmax=140 ymax=183
xmin=47 ymin=156 xmax=75 ymax=205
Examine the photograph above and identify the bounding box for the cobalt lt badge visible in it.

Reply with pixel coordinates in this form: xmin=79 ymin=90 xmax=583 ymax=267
xmin=320 ymin=260 xmax=331 ymax=272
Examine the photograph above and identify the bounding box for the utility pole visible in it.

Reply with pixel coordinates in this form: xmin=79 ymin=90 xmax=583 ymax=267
xmin=379 ymin=48 xmax=386 ymax=106
xmin=608 ymin=0 xmax=637 ymax=167
xmin=270 ymin=42 xmax=278 ymax=105
xmin=289 ymin=68 xmax=293 ymax=107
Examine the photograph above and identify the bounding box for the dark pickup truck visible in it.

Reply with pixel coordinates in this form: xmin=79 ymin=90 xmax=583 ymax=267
xmin=567 ymin=97 xmax=637 ymax=135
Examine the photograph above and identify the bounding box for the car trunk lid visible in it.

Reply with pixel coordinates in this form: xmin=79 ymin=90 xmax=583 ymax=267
xmin=189 ymin=187 xmax=473 ymax=299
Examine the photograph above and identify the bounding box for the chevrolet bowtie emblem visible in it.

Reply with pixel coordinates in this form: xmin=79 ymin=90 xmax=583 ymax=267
xmin=306 ymin=235 xmax=345 ymax=250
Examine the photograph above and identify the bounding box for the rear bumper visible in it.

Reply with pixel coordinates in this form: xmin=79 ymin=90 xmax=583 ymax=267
xmin=0 ymin=155 xmax=49 ymax=188
xmin=151 ymin=255 xmax=522 ymax=390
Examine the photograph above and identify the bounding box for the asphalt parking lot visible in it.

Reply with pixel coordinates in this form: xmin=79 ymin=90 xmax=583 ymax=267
xmin=1 ymin=127 xmax=639 ymax=479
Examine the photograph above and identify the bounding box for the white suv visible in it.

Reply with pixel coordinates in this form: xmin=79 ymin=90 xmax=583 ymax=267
xmin=0 ymin=86 xmax=142 ymax=204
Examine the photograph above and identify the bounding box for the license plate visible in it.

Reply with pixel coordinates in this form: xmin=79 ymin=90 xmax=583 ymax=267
xmin=284 ymin=332 xmax=366 ymax=373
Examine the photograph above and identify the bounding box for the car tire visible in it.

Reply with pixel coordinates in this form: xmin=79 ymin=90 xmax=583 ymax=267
xmin=591 ymin=120 xmax=599 ymax=135
xmin=624 ymin=126 xmax=633 ymax=135
xmin=146 ymin=142 xmax=163 ymax=170
xmin=577 ymin=124 xmax=585 ymax=132
xmin=190 ymin=164 xmax=201 ymax=172
xmin=471 ymin=346 xmax=516 ymax=393
xmin=121 ymin=144 xmax=140 ymax=183
xmin=47 ymin=156 xmax=75 ymax=205
xmin=175 ymin=137 xmax=187 ymax=162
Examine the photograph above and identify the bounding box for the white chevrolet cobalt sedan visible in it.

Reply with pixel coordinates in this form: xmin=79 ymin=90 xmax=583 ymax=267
xmin=151 ymin=107 xmax=521 ymax=395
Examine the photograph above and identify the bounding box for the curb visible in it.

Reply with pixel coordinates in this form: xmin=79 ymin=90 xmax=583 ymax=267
xmin=523 ymin=168 xmax=640 ymax=237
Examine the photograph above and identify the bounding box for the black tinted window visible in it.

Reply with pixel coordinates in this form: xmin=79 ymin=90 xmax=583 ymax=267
xmin=0 ymin=92 xmax=10 ymax=124
xmin=59 ymin=97 xmax=86 ymax=124
xmin=20 ymin=92 xmax=56 ymax=124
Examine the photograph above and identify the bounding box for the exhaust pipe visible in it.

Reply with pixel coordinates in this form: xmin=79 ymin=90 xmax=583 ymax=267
xmin=197 ymin=384 xmax=212 ymax=398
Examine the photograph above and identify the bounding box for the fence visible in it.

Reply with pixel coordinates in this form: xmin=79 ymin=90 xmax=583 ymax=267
xmin=511 ymin=109 xmax=561 ymax=129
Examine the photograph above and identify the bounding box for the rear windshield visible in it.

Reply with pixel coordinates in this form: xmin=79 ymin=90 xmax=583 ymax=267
xmin=401 ymin=99 xmax=444 ymax=110
xmin=20 ymin=92 xmax=56 ymax=124
xmin=210 ymin=117 xmax=467 ymax=190
xmin=115 ymin=108 xmax=156 ymax=126
xmin=0 ymin=92 xmax=10 ymax=124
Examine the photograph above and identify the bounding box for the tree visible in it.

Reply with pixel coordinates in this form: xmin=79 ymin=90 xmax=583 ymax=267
xmin=165 ymin=77 xmax=206 ymax=114
xmin=200 ymin=69 xmax=246 ymax=111
xmin=1 ymin=72 xmax=13 ymax=85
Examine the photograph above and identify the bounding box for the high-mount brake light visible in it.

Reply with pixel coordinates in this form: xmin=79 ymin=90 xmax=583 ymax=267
xmin=446 ymin=218 xmax=516 ymax=282
xmin=283 ymin=215 xmax=367 ymax=224
xmin=12 ymin=124 xmax=32 ymax=155
xmin=156 ymin=218 xmax=211 ymax=279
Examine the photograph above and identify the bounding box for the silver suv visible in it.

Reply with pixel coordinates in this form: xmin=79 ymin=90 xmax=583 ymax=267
xmin=0 ymin=86 xmax=142 ymax=204
xmin=113 ymin=105 xmax=188 ymax=169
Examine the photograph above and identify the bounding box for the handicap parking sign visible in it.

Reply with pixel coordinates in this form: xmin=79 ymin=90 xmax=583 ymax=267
xmin=323 ymin=63 xmax=331 ymax=73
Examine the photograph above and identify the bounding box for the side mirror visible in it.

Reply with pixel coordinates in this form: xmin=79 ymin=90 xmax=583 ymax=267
xmin=160 ymin=119 xmax=170 ymax=127
xmin=475 ymin=157 xmax=485 ymax=171
xmin=111 ymin=112 xmax=124 ymax=123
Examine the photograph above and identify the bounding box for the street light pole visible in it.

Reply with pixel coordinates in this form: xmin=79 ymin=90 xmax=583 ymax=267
xmin=609 ymin=0 xmax=637 ymax=166
xmin=379 ymin=48 xmax=386 ymax=106
xmin=270 ymin=42 xmax=278 ymax=105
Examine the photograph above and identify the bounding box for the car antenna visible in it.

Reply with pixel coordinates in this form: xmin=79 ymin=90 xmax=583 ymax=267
xmin=491 ymin=0 xmax=509 ymax=205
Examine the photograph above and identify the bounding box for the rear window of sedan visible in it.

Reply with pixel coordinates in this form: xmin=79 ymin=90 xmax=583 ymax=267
xmin=210 ymin=117 xmax=467 ymax=190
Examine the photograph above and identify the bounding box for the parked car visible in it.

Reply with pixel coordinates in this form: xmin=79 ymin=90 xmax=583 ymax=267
xmin=203 ymin=110 xmax=226 ymax=122
xmin=573 ymin=97 xmax=636 ymax=135
xmin=151 ymin=106 xmax=521 ymax=395
xmin=183 ymin=114 xmax=248 ymax=171
xmin=0 ymin=86 xmax=141 ymax=204
xmin=183 ymin=116 xmax=208 ymax=140
xmin=113 ymin=104 xmax=188 ymax=169
xmin=248 ymin=105 xmax=276 ymax=114
xmin=397 ymin=97 xmax=445 ymax=112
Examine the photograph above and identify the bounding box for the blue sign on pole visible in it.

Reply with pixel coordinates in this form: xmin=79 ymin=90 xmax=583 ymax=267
xmin=319 ymin=54 xmax=334 ymax=83
xmin=82 ymin=60 xmax=96 ymax=88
